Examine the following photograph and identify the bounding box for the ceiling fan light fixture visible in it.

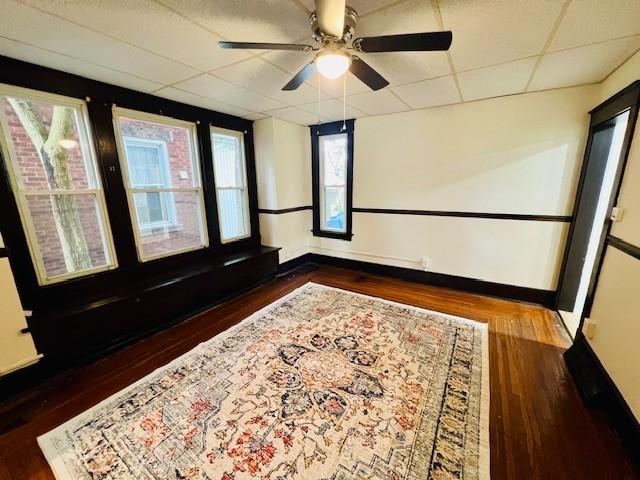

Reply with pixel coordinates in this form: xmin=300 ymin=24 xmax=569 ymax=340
xmin=315 ymin=50 xmax=351 ymax=79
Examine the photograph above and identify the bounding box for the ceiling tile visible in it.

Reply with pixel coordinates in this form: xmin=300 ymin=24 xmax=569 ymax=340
xmin=153 ymin=87 xmax=253 ymax=118
xmin=529 ymin=36 xmax=640 ymax=91
xmin=298 ymin=98 xmax=365 ymax=121
xmin=550 ymin=0 xmax=640 ymax=52
xmin=0 ymin=36 xmax=163 ymax=93
xmin=309 ymin=69 xmax=372 ymax=97
xmin=355 ymin=0 xmax=441 ymax=38
xmin=175 ymin=74 xmax=287 ymax=112
xmin=21 ymin=0 xmax=249 ymax=71
xmin=264 ymin=106 xmax=320 ymax=125
xmin=391 ymin=75 xmax=461 ymax=109
xmin=298 ymin=0 xmax=395 ymax=16
xmin=245 ymin=112 xmax=268 ymax=121
xmin=359 ymin=52 xmax=451 ymax=86
xmin=0 ymin=1 xmax=198 ymax=85
xmin=457 ymin=57 xmax=537 ymax=101
xmin=440 ymin=0 xmax=565 ymax=71
xmin=262 ymin=50 xmax=316 ymax=75
xmin=160 ymin=0 xmax=311 ymax=43
xmin=346 ymin=89 xmax=408 ymax=116
xmin=213 ymin=57 xmax=330 ymax=105
xmin=350 ymin=0 xmax=401 ymax=16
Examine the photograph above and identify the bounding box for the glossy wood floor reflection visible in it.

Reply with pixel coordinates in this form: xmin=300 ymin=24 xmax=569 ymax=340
xmin=0 ymin=265 xmax=637 ymax=479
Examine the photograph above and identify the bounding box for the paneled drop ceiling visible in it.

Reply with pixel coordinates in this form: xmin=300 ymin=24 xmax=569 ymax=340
xmin=1 ymin=0 xmax=639 ymax=125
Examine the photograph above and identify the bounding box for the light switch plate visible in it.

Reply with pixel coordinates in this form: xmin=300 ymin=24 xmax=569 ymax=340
xmin=610 ymin=206 xmax=624 ymax=222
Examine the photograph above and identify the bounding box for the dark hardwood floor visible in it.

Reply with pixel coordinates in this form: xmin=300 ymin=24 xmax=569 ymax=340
xmin=0 ymin=265 xmax=637 ymax=479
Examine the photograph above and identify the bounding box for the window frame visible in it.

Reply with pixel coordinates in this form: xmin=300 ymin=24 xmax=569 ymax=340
xmin=311 ymin=119 xmax=354 ymax=241
xmin=210 ymin=126 xmax=251 ymax=244
xmin=0 ymin=83 xmax=118 ymax=285
xmin=122 ymin=136 xmax=177 ymax=233
xmin=112 ymin=106 xmax=209 ymax=262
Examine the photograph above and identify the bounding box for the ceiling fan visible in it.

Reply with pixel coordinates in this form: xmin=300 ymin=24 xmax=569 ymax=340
xmin=218 ymin=0 xmax=452 ymax=92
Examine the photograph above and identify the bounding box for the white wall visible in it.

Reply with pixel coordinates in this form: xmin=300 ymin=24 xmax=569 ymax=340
xmin=254 ymin=117 xmax=312 ymax=263
xmin=584 ymin=50 xmax=640 ymax=421
xmin=309 ymin=86 xmax=596 ymax=290
xmin=598 ymin=50 xmax=640 ymax=104
xmin=0 ymin=233 xmax=40 ymax=376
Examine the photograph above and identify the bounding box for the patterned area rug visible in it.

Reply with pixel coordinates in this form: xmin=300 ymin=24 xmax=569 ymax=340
xmin=39 ymin=283 xmax=489 ymax=480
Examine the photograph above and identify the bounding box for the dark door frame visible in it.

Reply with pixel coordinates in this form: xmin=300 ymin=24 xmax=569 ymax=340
xmin=555 ymin=81 xmax=640 ymax=335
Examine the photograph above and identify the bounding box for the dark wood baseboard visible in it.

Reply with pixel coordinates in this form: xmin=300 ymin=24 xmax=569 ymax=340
xmin=277 ymin=254 xmax=315 ymax=275
xmin=295 ymin=253 xmax=556 ymax=307
xmin=564 ymin=334 xmax=640 ymax=469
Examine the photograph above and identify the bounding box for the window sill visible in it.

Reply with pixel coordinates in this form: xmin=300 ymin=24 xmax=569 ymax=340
xmin=311 ymin=229 xmax=353 ymax=241
xmin=139 ymin=223 xmax=183 ymax=237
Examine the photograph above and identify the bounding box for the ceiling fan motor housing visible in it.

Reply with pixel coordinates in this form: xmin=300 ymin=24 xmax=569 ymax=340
xmin=310 ymin=5 xmax=358 ymax=43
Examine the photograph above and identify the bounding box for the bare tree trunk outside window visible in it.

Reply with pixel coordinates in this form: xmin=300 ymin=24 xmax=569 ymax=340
xmin=8 ymin=99 xmax=92 ymax=272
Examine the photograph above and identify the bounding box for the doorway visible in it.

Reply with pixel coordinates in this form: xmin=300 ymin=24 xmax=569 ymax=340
xmin=557 ymin=103 xmax=635 ymax=337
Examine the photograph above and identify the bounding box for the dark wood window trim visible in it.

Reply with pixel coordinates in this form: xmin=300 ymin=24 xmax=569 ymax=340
xmin=351 ymin=208 xmax=572 ymax=222
xmin=606 ymin=235 xmax=640 ymax=261
xmin=0 ymin=55 xmax=262 ymax=309
xmin=310 ymin=119 xmax=354 ymax=241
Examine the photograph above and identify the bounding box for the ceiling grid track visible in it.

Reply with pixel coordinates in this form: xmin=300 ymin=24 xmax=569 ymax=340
xmin=524 ymin=0 xmax=572 ymax=92
xmin=600 ymin=44 xmax=640 ymax=84
xmin=17 ymin=0 xmax=202 ymax=74
xmin=430 ymin=0 xmax=464 ymax=103
xmin=0 ymin=33 xmax=164 ymax=89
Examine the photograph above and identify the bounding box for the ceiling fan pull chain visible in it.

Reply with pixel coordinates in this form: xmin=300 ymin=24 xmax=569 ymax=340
xmin=317 ymin=69 xmax=322 ymax=124
xmin=342 ymin=73 xmax=347 ymax=132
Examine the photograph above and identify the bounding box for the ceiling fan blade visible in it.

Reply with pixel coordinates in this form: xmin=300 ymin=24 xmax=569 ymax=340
xmin=218 ymin=41 xmax=313 ymax=51
xmin=353 ymin=31 xmax=453 ymax=53
xmin=314 ymin=0 xmax=346 ymax=38
xmin=283 ymin=62 xmax=316 ymax=91
xmin=349 ymin=57 xmax=389 ymax=91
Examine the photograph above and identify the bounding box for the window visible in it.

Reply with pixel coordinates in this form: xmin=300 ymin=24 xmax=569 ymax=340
xmin=113 ymin=108 xmax=207 ymax=261
xmin=0 ymin=85 xmax=117 ymax=284
xmin=211 ymin=127 xmax=251 ymax=243
xmin=124 ymin=137 xmax=176 ymax=231
xmin=311 ymin=120 xmax=354 ymax=240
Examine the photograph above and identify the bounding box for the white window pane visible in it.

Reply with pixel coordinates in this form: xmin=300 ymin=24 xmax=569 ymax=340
xmin=133 ymin=191 xmax=176 ymax=228
xmin=118 ymin=116 xmax=198 ymax=188
xmin=212 ymin=133 xmax=245 ymax=188
xmin=320 ymin=133 xmax=347 ymax=187
xmin=134 ymin=191 xmax=205 ymax=258
xmin=211 ymin=128 xmax=250 ymax=243
xmin=0 ymin=89 xmax=116 ymax=284
xmin=218 ymin=189 xmax=248 ymax=241
xmin=125 ymin=143 xmax=167 ymax=188
xmin=26 ymin=194 xmax=111 ymax=279
xmin=323 ymin=186 xmax=346 ymax=232
xmin=1 ymin=96 xmax=99 ymax=191
xmin=115 ymin=109 xmax=207 ymax=260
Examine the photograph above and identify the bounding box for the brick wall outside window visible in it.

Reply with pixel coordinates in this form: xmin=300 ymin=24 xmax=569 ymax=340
xmin=2 ymin=101 xmax=207 ymax=279
xmin=119 ymin=118 xmax=205 ymax=258
xmin=2 ymin=99 xmax=107 ymax=278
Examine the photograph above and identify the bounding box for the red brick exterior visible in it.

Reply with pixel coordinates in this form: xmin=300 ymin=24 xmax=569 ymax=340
xmin=119 ymin=117 xmax=204 ymax=258
xmin=2 ymin=98 xmax=106 ymax=278
xmin=2 ymin=98 xmax=205 ymax=279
